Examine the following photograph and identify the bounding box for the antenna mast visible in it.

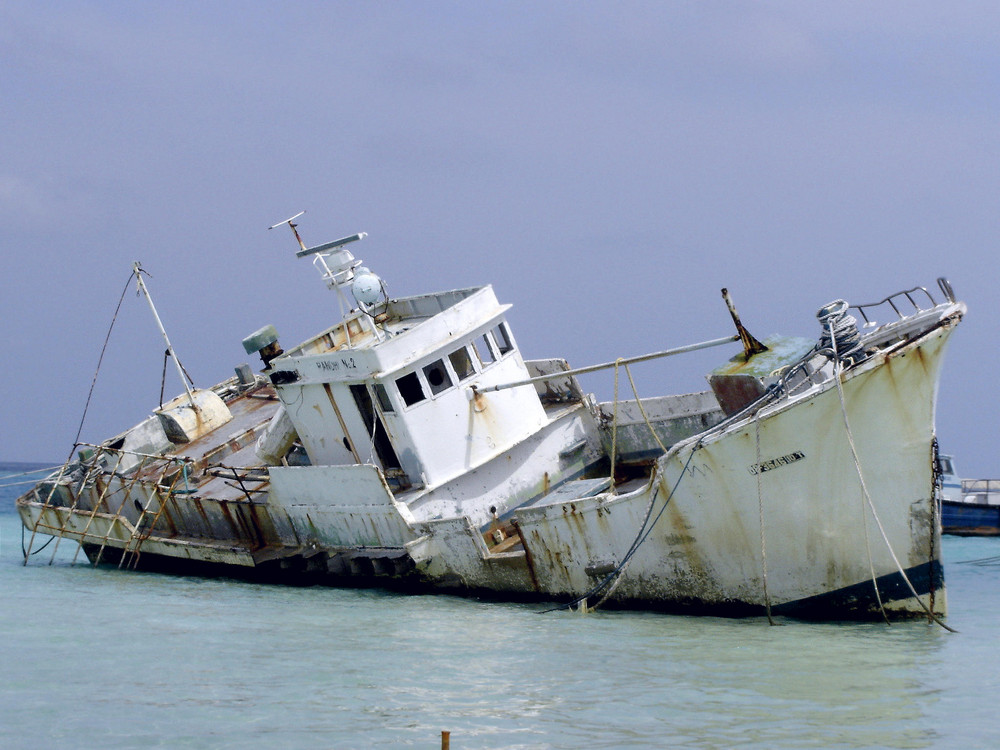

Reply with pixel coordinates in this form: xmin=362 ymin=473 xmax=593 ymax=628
xmin=268 ymin=211 xmax=371 ymax=349
xmin=268 ymin=210 xmax=307 ymax=251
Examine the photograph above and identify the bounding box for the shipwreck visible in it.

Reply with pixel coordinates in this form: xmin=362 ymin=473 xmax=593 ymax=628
xmin=18 ymin=216 xmax=965 ymax=621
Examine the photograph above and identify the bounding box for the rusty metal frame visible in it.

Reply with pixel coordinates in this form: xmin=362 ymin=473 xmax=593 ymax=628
xmin=22 ymin=459 xmax=78 ymax=563
xmin=45 ymin=457 xmax=103 ymax=562
xmin=55 ymin=449 xmax=126 ymax=565
xmin=121 ymin=461 xmax=188 ymax=569
xmin=89 ymin=452 xmax=153 ymax=567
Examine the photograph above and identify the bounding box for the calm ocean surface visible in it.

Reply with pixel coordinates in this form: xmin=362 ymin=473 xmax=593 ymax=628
xmin=3 ymin=463 xmax=999 ymax=750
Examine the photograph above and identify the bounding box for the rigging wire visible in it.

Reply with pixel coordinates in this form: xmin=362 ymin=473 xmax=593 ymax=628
xmin=0 ymin=469 xmax=67 ymax=490
xmin=75 ymin=268 xmax=140 ymax=447
xmin=0 ymin=465 xmax=64 ymax=482
xmin=22 ymin=268 xmax=140 ymax=564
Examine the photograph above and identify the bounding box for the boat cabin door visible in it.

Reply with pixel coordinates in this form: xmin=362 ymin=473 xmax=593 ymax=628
xmin=349 ymin=384 xmax=402 ymax=471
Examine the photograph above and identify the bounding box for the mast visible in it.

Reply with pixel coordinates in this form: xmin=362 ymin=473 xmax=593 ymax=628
xmin=133 ymin=262 xmax=197 ymax=409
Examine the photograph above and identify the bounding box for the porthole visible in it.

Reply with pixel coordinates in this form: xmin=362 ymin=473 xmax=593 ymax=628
xmin=423 ymin=359 xmax=453 ymax=395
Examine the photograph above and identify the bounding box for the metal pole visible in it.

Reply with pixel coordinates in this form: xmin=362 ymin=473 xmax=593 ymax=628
xmin=477 ymin=334 xmax=740 ymax=393
xmin=133 ymin=262 xmax=197 ymax=409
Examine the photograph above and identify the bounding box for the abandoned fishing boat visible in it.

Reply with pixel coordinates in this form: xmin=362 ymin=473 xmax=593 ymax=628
xmin=18 ymin=217 xmax=965 ymax=620
xmin=938 ymin=455 xmax=1000 ymax=536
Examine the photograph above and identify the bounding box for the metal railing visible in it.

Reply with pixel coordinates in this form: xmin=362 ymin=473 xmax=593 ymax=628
xmin=851 ymin=278 xmax=955 ymax=326
xmin=962 ymin=479 xmax=1000 ymax=494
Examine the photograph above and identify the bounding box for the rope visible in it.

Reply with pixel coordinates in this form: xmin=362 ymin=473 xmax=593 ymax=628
xmin=622 ymin=364 xmax=668 ymax=454
xmin=828 ymin=329 xmax=889 ymax=625
xmin=592 ymin=447 xmax=702 ymax=610
xmin=584 ymin=363 xmax=677 ymax=610
xmin=547 ymin=361 xmax=695 ymax=613
xmin=0 ymin=474 xmax=67 ymax=489
xmin=21 ymin=523 xmax=54 ymax=557
xmin=754 ymin=412 xmax=775 ymax=625
xmin=160 ymin=349 xmax=196 ymax=408
xmin=817 ymin=300 xmax=863 ymax=363
xmin=829 ymin=333 xmax=955 ymax=632
xmin=0 ymin=465 xmax=64 ymax=483
xmin=177 ymin=357 xmax=196 ymax=388
xmin=541 ymin=444 xmax=700 ymax=614
xmin=609 ymin=359 xmax=622 ymax=494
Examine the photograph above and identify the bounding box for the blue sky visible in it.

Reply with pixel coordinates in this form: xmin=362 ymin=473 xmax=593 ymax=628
xmin=2 ymin=2 xmax=998 ymax=476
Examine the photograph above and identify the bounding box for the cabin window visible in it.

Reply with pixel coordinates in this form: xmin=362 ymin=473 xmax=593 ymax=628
xmin=448 ymin=346 xmax=476 ymax=381
xmin=374 ymin=383 xmax=394 ymax=412
xmin=423 ymin=359 xmax=453 ymax=395
xmin=396 ymin=372 xmax=426 ymax=406
xmin=473 ymin=334 xmax=496 ymax=366
xmin=492 ymin=323 xmax=514 ymax=355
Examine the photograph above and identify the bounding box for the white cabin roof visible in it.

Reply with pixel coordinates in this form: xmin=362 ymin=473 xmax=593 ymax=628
xmin=274 ymin=285 xmax=511 ymax=382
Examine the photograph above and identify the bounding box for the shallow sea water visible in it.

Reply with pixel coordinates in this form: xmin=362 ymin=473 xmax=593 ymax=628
xmin=3 ymin=464 xmax=1000 ymax=749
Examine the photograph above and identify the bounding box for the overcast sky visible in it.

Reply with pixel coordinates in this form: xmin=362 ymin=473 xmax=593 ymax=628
xmin=2 ymin=2 xmax=998 ymax=477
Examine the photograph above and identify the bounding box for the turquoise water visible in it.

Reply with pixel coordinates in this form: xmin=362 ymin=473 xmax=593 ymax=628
xmin=3 ymin=464 xmax=1000 ymax=749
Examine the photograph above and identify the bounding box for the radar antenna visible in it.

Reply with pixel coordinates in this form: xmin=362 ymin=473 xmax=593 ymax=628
xmin=267 ymin=212 xmax=374 ymax=348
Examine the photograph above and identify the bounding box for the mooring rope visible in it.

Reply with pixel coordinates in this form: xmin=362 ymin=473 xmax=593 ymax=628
xmin=622 ymin=363 xmax=668 ymax=454
xmin=754 ymin=412 xmax=776 ymax=625
xmin=587 ymin=364 xmax=690 ymax=611
xmin=609 ymin=359 xmax=623 ymax=494
xmin=828 ymin=328 xmax=955 ymax=632
xmin=541 ymin=444 xmax=700 ymax=614
xmin=827 ymin=328 xmax=889 ymax=625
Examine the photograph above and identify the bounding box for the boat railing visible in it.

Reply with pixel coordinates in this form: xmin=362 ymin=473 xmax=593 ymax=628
xmin=22 ymin=442 xmax=198 ymax=568
xmin=850 ymin=278 xmax=955 ymax=326
xmin=962 ymin=479 xmax=1000 ymax=494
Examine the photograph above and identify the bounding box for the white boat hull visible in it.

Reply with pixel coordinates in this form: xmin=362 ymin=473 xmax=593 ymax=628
xmin=16 ymin=264 xmax=961 ymax=621
xmin=507 ymin=323 xmax=950 ymax=617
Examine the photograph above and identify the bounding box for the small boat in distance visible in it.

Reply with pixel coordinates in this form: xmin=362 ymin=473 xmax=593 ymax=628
xmin=18 ymin=218 xmax=965 ymax=621
xmin=938 ymin=455 xmax=1000 ymax=536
